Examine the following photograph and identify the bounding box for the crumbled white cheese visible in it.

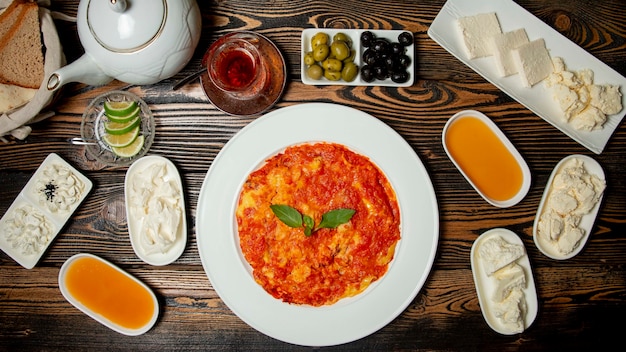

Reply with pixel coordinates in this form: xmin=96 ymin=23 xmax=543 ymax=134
xmin=546 ymin=57 xmax=623 ymax=131
xmin=478 ymin=235 xmax=528 ymax=333
xmin=493 ymin=288 xmax=526 ymax=334
xmin=492 ymin=263 xmax=526 ymax=302
xmin=457 ymin=12 xmax=502 ymax=59
xmin=3 ymin=205 xmax=54 ymax=256
xmin=537 ymin=158 xmax=606 ymax=255
xmin=128 ymin=161 xmax=183 ymax=255
xmin=478 ymin=235 xmax=524 ymax=276
xmin=34 ymin=163 xmax=85 ymax=213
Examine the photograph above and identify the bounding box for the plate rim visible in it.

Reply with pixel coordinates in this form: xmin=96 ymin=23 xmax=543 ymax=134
xmin=195 ymin=103 xmax=439 ymax=346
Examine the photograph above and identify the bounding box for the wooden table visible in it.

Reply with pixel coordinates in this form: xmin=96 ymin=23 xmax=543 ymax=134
xmin=2 ymin=0 xmax=625 ymax=350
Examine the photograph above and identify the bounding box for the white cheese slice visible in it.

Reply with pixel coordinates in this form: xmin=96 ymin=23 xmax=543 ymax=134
xmin=512 ymin=38 xmax=554 ymax=87
xmin=490 ymin=29 xmax=529 ymax=77
xmin=457 ymin=12 xmax=502 ymax=59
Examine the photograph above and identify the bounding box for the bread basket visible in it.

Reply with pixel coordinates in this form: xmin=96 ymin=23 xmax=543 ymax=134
xmin=0 ymin=0 xmax=64 ymax=140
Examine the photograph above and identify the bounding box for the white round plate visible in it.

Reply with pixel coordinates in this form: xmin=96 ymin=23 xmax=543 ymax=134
xmin=196 ymin=103 xmax=439 ymax=347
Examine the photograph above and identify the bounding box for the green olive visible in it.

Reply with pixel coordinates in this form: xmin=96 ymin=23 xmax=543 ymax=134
xmin=330 ymin=40 xmax=350 ymax=61
xmin=306 ymin=64 xmax=323 ymax=80
xmin=333 ymin=33 xmax=352 ymax=47
xmin=311 ymin=32 xmax=329 ymax=50
xmin=341 ymin=62 xmax=358 ymax=82
xmin=343 ymin=49 xmax=356 ymax=63
xmin=304 ymin=52 xmax=316 ymax=66
xmin=324 ymin=70 xmax=342 ymax=81
xmin=313 ymin=44 xmax=330 ymax=62
xmin=322 ymin=58 xmax=343 ymax=72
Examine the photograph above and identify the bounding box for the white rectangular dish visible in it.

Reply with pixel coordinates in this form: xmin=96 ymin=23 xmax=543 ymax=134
xmin=301 ymin=28 xmax=415 ymax=87
xmin=428 ymin=0 xmax=626 ymax=154
xmin=0 ymin=153 xmax=92 ymax=269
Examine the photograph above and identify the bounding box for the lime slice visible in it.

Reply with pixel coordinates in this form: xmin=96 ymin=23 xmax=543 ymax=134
xmin=112 ymin=135 xmax=145 ymax=158
xmin=105 ymin=105 xmax=141 ymax=123
xmin=104 ymin=100 xmax=137 ymax=117
xmin=104 ymin=115 xmax=141 ymax=135
xmin=102 ymin=126 xmax=140 ymax=148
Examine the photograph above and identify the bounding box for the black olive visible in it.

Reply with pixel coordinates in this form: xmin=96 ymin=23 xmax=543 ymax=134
xmin=360 ymin=65 xmax=375 ymax=82
xmin=397 ymin=54 xmax=411 ymax=68
xmin=391 ymin=71 xmax=409 ymax=83
xmin=360 ymin=31 xmax=374 ymax=48
xmin=373 ymin=65 xmax=388 ymax=80
xmin=391 ymin=42 xmax=404 ymax=55
xmin=363 ymin=48 xmax=379 ymax=66
xmin=398 ymin=31 xmax=413 ymax=46
xmin=383 ymin=56 xmax=396 ymax=70
xmin=372 ymin=38 xmax=390 ymax=54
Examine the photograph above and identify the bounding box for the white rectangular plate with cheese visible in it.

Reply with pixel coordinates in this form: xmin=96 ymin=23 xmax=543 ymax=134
xmin=0 ymin=153 xmax=92 ymax=269
xmin=428 ymin=0 xmax=626 ymax=154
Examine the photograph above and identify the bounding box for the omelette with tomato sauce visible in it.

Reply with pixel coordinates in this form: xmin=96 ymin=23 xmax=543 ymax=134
xmin=236 ymin=142 xmax=400 ymax=306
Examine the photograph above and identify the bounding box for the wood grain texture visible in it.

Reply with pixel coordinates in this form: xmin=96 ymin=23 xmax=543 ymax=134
xmin=1 ymin=0 xmax=625 ymax=351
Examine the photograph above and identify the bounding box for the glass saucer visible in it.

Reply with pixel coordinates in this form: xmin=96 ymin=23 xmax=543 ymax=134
xmin=80 ymin=91 xmax=155 ymax=167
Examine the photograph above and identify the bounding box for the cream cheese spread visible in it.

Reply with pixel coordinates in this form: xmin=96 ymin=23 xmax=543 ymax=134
xmin=3 ymin=204 xmax=54 ymax=256
xmin=545 ymin=57 xmax=623 ymax=131
xmin=537 ymin=157 xmax=605 ymax=255
xmin=127 ymin=161 xmax=183 ymax=255
xmin=35 ymin=162 xmax=86 ymax=213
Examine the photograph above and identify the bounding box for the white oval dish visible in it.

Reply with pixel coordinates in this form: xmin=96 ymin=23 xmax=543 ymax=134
xmin=532 ymin=154 xmax=605 ymax=260
xmin=442 ymin=110 xmax=531 ymax=208
xmin=58 ymin=253 xmax=159 ymax=336
xmin=125 ymin=155 xmax=187 ymax=266
xmin=301 ymin=28 xmax=414 ymax=87
xmin=470 ymin=228 xmax=538 ymax=335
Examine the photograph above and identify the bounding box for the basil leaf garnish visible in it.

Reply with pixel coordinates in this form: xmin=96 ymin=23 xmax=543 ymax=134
xmin=270 ymin=204 xmax=302 ymax=228
xmin=316 ymin=208 xmax=356 ymax=230
xmin=271 ymin=204 xmax=355 ymax=236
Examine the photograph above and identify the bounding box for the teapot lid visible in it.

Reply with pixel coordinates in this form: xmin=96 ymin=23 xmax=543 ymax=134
xmin=86 ymin=0 xmax=166 ymax=53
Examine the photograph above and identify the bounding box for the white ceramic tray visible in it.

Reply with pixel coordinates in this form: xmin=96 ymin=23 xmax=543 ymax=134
xmin=0 ymin=153 xmax=92 ymax=269
xmin=301 ymin=29 xmax=415 ymax=87
xmin=428 ymin=0 xmax=626 ymax=154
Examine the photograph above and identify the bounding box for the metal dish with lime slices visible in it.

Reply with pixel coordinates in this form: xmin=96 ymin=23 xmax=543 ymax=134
xmin=80 ymin=91 xmax=155 ymax=167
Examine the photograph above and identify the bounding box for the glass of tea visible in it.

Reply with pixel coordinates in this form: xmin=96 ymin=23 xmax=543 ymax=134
xmin=205 ymin=32 xmax=269 ymax=100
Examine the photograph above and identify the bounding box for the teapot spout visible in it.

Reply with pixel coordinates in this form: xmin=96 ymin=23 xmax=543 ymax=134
xmin=47 ymin=54 xmax=114 ymax=91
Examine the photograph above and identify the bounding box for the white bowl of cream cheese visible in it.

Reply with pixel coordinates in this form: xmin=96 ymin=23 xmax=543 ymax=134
xmin=124 ymin=155 xmax=187 ymax=265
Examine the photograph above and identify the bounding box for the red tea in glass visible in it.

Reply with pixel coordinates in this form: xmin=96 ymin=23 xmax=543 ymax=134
xmin=206 ymin=33 xmax=268 ymax=99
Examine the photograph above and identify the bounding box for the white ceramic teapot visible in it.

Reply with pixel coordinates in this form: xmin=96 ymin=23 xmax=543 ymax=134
xmin=47 ymin=0 xmax=201 ymax=91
